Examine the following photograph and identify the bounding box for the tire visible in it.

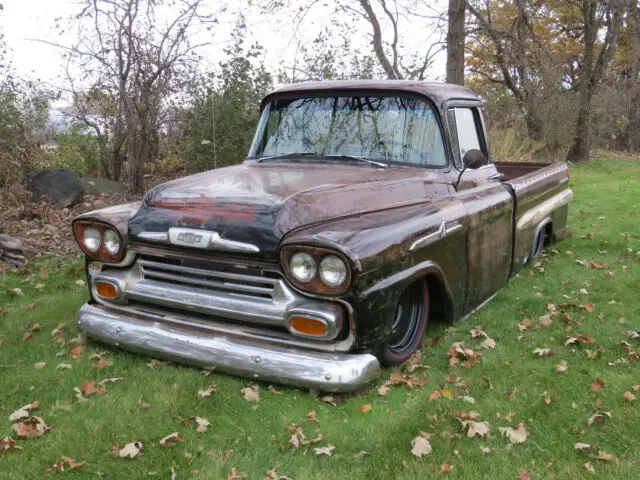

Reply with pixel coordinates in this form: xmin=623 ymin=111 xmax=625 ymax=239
xmin=532 ymin=229 xmax=546 ymax=258
xmin=381 ymin=280 xmax=429 ymax=366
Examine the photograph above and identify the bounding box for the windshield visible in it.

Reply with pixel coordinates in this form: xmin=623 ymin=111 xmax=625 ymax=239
xmin=249 ymin=95 xmax=447 ymax=167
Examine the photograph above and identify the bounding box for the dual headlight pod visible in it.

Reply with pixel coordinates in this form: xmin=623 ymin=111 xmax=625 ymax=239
xmin=73 ymin=221 xmax=125 ymax=262
xmin=283 ymin=247 xmax=351 ymax=294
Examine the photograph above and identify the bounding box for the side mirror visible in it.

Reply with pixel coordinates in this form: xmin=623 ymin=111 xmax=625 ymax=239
xmin=462 ymin=149 xmax=488 ymax=170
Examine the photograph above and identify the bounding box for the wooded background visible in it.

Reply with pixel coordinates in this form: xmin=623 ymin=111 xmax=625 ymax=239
xmin=1 ymin=0 xmax=638 ymax=195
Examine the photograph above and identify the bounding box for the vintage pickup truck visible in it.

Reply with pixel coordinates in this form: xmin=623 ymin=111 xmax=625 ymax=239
xmin=72 ymin=80 xmax=572 ymax=392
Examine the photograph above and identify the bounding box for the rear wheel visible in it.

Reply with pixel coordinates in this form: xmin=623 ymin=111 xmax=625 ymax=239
xmin=532 ymin=228 xmax=546 ymax=258
xmin=381 ymin=280 xmax=429 ymax=366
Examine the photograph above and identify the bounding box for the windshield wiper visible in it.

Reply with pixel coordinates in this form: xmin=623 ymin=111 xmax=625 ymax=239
xmin=256 ymin=152 xmax=319 ymax=162
xmin=257 ymin=152 xmax=387 ymax=168
xmin=323 ymin=154 xmax=388 ymax=169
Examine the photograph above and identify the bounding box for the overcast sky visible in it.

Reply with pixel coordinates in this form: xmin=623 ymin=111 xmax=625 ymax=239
xmin=0 ymin=0 xmax=446 ymax=100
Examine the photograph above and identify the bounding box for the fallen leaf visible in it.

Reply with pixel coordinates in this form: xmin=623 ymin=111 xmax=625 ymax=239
xmin=428 ymin=390 xmax=442 ymax=402
xmin=358 ymin=404 xmax=372 ymax=414
xmin=92 ymin=358 xmax=113 ymax=369
xmin=454 ymin=411 xmax=481 ymax=420
xmin=480 ymin=337 xmax=496 ymax=349
xmin=441 ymin=462 xmax=455 ymax=473
xmin=50 ymin=322 xmax=65 ymax=337
xmin=0 ymin=436 xmax=23 ymax=454
xmin=159 ymin=432 xmax=184 ymax=447
xmin=499 ymin=423 xmax=528 ymax=444
xmin=590 ymin=378 xmax=605 ymax=393
xmin=197 ymin=383 xmax=217 ymax=399
xmin=97 ymin=377 xmax=123 ymax=386
xmin=34 ymin=362 xmax=46 ymax=369
xmin=227 ymin=468 xmax=248 ymax=480
xmin=80 ymin=380 xmax=106 ymax=396
xmin=479 ymin=446 xmax=492 ymax=455
xmin=533 ymin=348 xmax=553 ymax=356
xmin=441 ymin=388 xmax=454 ymax=400
xmin=459 ymin=420 xmax=490 ymax=438
xmin=539 ymin=314 xmax=553 ymax=327
xmin=518 ymin=469 xmax=532 ymax=480
xmin=12 ymin=416 xmax=51 ymax=437
xmin=633 ymin=385 xmax=640 ymax=392
xmin=147 ymin=358 xmax=170 ymax=368
xmin=623 ymin=391 xmax=636 ymax=402
xmin=482 ymin=376 xmax=493 ymax=389
xmin=268 ymin=385 xmax=283 ymax=395
xmin=60 ymin=455 xmax=87 ymax=470
xmin=195 ymin=417 xmax=210 ymax=433
xmin=555 ymin=360 xmax=568 ymax=373
xmin=588 ymin=449 xmax=617 ymax=463
xmin=241 ymin=386 xmax=260 ymax=402
xmin=410 ymin=436 xmax=432 ymax=457
xmin=118 ymin=441 xmax=143 ymax=459
xmin=588 ymin=411 xmax=611 ymax=425
xmin=314 ymin=444 xmax=335 ymax=456
xmin=306 ymin=410 xmax=319 ymax=423
xmin=138 ymin=397 xmax=151 ymax=409
xmin=566 ymin=333 xmax=595 ymax=346
xmin=8 ymin=402 xmax=40 ymax=422
xmin=378 ymin=384 xmax=392 ymax=396
xmin=584 ymin=462 xmax=596 ymax=473
xmin=575 ymin=442 xmax=592 ymax=451
xmin=56 ymin=363 xmax=72 ymax=370
xmin=584 ymin=302 xmax=595 ymax=313
xmin=67 ymin=344 xmax=85 ymax=359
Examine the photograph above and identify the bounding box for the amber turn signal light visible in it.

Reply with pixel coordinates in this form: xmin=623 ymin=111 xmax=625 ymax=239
xmin=289 ymin=316 xmax=328 ymax=337
xmin=95 ymin=281 xmax=118 ymax=299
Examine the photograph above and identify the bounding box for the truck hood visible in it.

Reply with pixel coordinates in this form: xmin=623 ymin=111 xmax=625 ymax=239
xmin=128 ymin=161 xmax=453 ymax=256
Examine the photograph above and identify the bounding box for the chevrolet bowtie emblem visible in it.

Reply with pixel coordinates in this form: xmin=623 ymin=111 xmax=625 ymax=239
xmin=176 ymin=231 xmax=204 ymax=245
xmin=164 ymin=227 xmax=260 ymax=253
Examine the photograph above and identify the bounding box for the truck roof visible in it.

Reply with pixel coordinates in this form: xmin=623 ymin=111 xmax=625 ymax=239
xmin=263 ymin=80 xmax=480 ymax=109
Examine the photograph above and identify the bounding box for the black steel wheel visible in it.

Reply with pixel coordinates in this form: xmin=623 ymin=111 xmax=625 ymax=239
xmin=381 ymin=280 xmax=429 ymax=366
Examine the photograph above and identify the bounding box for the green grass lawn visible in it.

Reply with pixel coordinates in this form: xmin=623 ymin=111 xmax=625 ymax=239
xmin=1 ymin=159 xmax=639 ymax=479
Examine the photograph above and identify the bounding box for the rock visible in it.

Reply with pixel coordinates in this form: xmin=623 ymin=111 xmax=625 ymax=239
xmin=30 ymin=170 xmax=84 ymax=208
xmin=0 ymin=234 xmax=31 ymax=267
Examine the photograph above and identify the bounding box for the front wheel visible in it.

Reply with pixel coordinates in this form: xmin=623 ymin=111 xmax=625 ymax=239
xmin=380 ymin=280 xmax=429 ymax=366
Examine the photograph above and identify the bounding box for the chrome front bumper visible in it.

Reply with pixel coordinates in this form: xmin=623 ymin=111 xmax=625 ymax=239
xmin=77 ymin=303 xmax=381 ymax=392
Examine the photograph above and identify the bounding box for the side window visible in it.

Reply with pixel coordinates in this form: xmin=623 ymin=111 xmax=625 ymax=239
xmin=448 ymin=107 xmax=483 ymax=168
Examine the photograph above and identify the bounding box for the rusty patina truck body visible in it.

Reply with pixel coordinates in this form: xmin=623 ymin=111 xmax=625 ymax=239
xmin=72 ymin=81 xmax=572 ymax=391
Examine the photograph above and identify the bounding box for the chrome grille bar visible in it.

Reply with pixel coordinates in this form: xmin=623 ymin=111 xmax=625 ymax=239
xmin=139 ymin=259 xmax=276 ymax=299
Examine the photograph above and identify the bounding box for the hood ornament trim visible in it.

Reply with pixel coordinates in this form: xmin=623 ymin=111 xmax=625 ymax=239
xmin=137 ymin=228 xmax=260 ymax=253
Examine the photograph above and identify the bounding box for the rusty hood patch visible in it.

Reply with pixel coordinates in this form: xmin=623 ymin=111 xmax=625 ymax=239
xmin=128 ymin=161 xmax=453 ymax=255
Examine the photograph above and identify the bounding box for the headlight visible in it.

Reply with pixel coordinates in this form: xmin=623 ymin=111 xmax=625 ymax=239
xmin=103 ymin=229 xmax=121 ymax=255
xmin=73 ymin=221 xmax=126 ymax=262
xmin=319 ymin=255 xmax=347 ymax=286
xmin=281 ymin=246 xmax=352 ymax=295
xmin=290 ymin=252 xmax=316 ymax=282
xmin=82 ymin=227 xmax=101 ymax=252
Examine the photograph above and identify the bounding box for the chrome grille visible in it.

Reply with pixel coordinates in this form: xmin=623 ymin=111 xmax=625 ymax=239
xmin=139 ymin=258 xmax=278 ymax=301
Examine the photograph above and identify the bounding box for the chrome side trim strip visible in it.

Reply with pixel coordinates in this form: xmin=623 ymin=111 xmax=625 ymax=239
xmin=77 ymin=303 xmax=380 ymax=392
xmin=410 ymin=220 xmax=463 ymax=251
xmin=516 ymin=189 xmax=573 ymax=230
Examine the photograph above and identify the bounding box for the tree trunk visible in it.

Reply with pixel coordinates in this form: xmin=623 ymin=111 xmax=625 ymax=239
xmin=567 ymin=0 xmax=597 ymax=163
xmin=446 ymin=0 xmax=466 ymax=85
xmin=626 ymin=1 xmax=640 ymax=152
xmin=524 ymin=106 xmax=544 ymax=141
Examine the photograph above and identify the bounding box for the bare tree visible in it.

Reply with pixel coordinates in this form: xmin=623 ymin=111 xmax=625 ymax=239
xmin=446 ymin=0 xmax=466 ymax=85
xmin=567 ymin=0 xmax=626 ymax=162
xmin=51 ymin=0 xmax=215 ymax=193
